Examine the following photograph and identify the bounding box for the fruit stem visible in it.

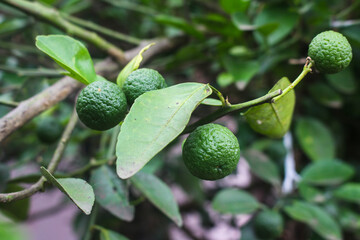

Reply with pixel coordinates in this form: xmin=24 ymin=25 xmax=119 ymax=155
xmin=183 ymin=89 xmax=282 ymax=134
xmin=273 ymin=58 xmax=313 ymax=102
xmin=209 ymin=85 xmax=229 ymax=107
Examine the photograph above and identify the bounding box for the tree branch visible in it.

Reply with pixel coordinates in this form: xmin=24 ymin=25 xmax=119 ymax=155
xmin=0 ymin=109 xmax=78 ymax=203
xmin=2 ymin=0 xmax=127 ymax=63
xmin=0 ymin=37 xmax=184 ymax=142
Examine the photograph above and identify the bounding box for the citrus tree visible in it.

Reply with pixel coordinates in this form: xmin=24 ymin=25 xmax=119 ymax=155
xmin=0 ymin=1 xmax=360 ymax=240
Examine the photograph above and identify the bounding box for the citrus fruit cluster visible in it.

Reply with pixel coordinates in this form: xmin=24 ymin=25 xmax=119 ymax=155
xmin=182 ymin=123 xmax=240 ymax=180
xmin=308 ymin=30 xmax=352 ymax=74
xmin=76 ymin=68 xmax=166 ymax=131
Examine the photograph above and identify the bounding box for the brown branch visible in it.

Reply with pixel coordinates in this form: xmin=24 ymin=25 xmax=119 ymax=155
xmin=0 ymin=37 xmax=185 ymax=142
xmin=0 ymin=109 xmax=78 ymax=203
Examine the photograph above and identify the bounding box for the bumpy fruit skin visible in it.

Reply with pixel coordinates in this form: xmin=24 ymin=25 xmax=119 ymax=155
xmin=123 ymin=68 xmax=167 ymax=105
xmin=254 ymin=210 xmax=284 ymax=239
xmin=308 ymin=30 xmax=352 ymax=74
xmin=36 ymin=117 xmax=63 ymax=144
xmin=76 ymin=80 xmax=127 ymax=131
xmin=182 ymin=123 xmax=240 ymax=180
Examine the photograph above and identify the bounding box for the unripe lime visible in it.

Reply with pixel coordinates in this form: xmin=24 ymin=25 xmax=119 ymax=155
xmin=36 ymin=117 xmax=63 ymax=144
xmin=182 ymin=123 xmax=240 ymax=180
xmin=308 ymin=30 xmax=352 ymax=74
xmin=123 ymin=68 xmax=167 ymax=105
xmin=76 ymin=80 xmax=127 ymax=131
xmin=254 ymin=210 xmax=284 ymax=239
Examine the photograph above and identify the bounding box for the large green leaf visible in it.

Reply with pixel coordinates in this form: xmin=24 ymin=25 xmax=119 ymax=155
xmin=116 ymin=83 xmax=212 ymax=179
xmin=243 ymin=149 xmax=280 ymax=186
xmin=220 ymin=0 xmax=250 ymax=13
xmin=254 ymin=7 xmax=299 ymax=46
xmin=284 ymin=201 xmax=342 ymax=240
xmin=298 ymin=182 xmax=326 ymax=203
xmin=94 ymin=226 xmax=129 ymax=240
xmin=334 ymin=183 xmax=360 ymax=204
xmin=90 ymin=166 xmax=134 ymax=221
xmin=295 ymin=118 xmax=335 ymax=161
xmin=300 ymin=160 xmax=354 ymax=186
xmin=244 ymin=77 xmax=295 ymax=138
xmin=130 ymin=172 xmax=182 ymax=226
xmin=116 ymin=43 xmax=154 ymax=87
xmin=40 ymin=167 xmax=95 ymax=215
xmin=212 ymin=188 xmax=260 ymax=214
xmin=35 ymin=35 xmax=96 ymax=85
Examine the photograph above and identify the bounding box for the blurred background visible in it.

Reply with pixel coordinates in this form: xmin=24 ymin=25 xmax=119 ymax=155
xmin=0 ymin=0 xmax=360 ymax=239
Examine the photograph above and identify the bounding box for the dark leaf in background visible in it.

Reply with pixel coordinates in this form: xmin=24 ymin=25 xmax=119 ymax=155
xmin=0 ymin=184 xmax=30 ymax=221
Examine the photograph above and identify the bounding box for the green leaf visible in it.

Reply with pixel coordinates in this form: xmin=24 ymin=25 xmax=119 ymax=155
xmin=90 ymin=166 xmax=134 ymax=221
xmin=298 ymin=182 xmax=326 ymax=203
xmin=254 ymin=7 xmax=299 ymax=46
xmin=231 ymin=12 xmax=253 ymax=31
xmin=35 ymin=35 xmax=96 ymax=85
xmin=212 ymin=188 xmax=260 ymax=214
xmin=116 ymin=83 xmax=212 ymax=179
xmin=295 ymin=118 xmax=335 ymax=161
xmin=244 ymin=77 xmax=295 ymax=138
xmin=0 ymin=184 xmax=30 ymax=221
xmin=223 ymin=55 xmax=259 ymax=89
xmin=326 ymin=68 xmax=357 ymax=94
xmin=0 ymin=223 xmax=26 ymax=240
xmin=130 ymin=172 xmax=182 ymax=226
xmin=40 ymin=167 xmax=95 ymax=215
xmin=0 ymin=19 xmax=27 ymax=36
xmin=154 ymin=15 xmax=203 ymax=39
xmin=116 ymin=43 xmax=154 ymax=87
xmin=201 ymin=98 xmax=222 ymax=106
xmin=220 ymin=0 xmax=250 ymax=13
xmin=216 ymin=72 xmax=234 ymax=88
xmin=243 ymin=149 xmax=280 ymax=186
xmin=94 ymin=226 xmax=129 ymax=240
xmin=334 ymin=183 xmax=360 ymax=204
xmin=301 ymin=160 xmax=354 ymax=186
xmin=308 ymin=82 xmax=342 ymax=108
xmin=338 ymin=207 xmax=360 ymax=230
xmin=284 ymin=201 xmax=342 ymax=240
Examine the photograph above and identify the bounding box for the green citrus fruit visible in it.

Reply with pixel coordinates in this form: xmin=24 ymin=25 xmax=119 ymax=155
xmin=76 ymin=80 xmax=127 ymax=131
xmin=254 ymin=210 xmax=284 ymax=239
xmin=308 ymin=30 xmax=352 ymax=74
xmin=123 ymin=68 xmax=167 ymax=105
xmin=36 ymin=117 xmax=63 ymax=144
xmin=182 ymin=123 xmax=240 ymax=180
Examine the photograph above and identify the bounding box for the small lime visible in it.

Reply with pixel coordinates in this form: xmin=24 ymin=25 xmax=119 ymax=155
xmin=182 ymin=123 xmax=240 ymax=180
xmin=254 ymin=210 xmax=284 ymax=239
xmin=76 ymin=80 xmax=127 ymax=131
xmin=123 ymin=68 xmax=167 ymax=105
xmin=308 ymin=30 xmax=352 ymax=74
xmin=36 ymin=117 xmax=63 ymax=144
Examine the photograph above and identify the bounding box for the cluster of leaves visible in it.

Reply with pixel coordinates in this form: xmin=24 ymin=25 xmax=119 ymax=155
xmin=1 ymin=0 xmax=360 ymax=240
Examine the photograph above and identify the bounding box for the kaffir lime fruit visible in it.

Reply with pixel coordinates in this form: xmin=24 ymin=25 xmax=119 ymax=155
xmin=36 ymin=116 xmax=63 ymax=144
xmin=76 ymin=80 xmax=127 ymax=131
xmin=254 ymin=210 xmax=284 ymax=239
xmin=308 ymin=30 xmax=352 ymax=74
xmin=123 ymin=68 xmax=167 ymax=105
xmin=182 ymin=123 xmax=240 ymax=180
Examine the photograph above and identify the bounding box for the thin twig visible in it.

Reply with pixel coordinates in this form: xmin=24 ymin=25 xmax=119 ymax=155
xmin=2 ymin=0 xmax=127 ymax=63
xmin=0 ymin=99 xmax=19 ymax=108
xmin=183 ymin=89 xmax=282 ymax=134
xmin=0 ymin=109 xmax=78 ymax=203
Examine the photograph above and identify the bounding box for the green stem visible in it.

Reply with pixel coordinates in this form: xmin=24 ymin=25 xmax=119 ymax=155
xmin=183 ymin=89 xmax=282 ymax=134
xmin=209 ymin=85 xmax=228 ymax=107
xmin=272 ymin=61 xmax=313 ymax=102
xmin=0 ymin=99 xmax=19 ymax=108
xmin=62 ymin=14 xmax=142 ymax=45
xmin=0 ymin=65 xmax=63 ymax=77
xmin=2 ymin=0 xmax=127 ymax=63
xmin=102 ymin=0 xmax=157 ymax=16
xmin=68 ymin=158 xmax=112 ymax=177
